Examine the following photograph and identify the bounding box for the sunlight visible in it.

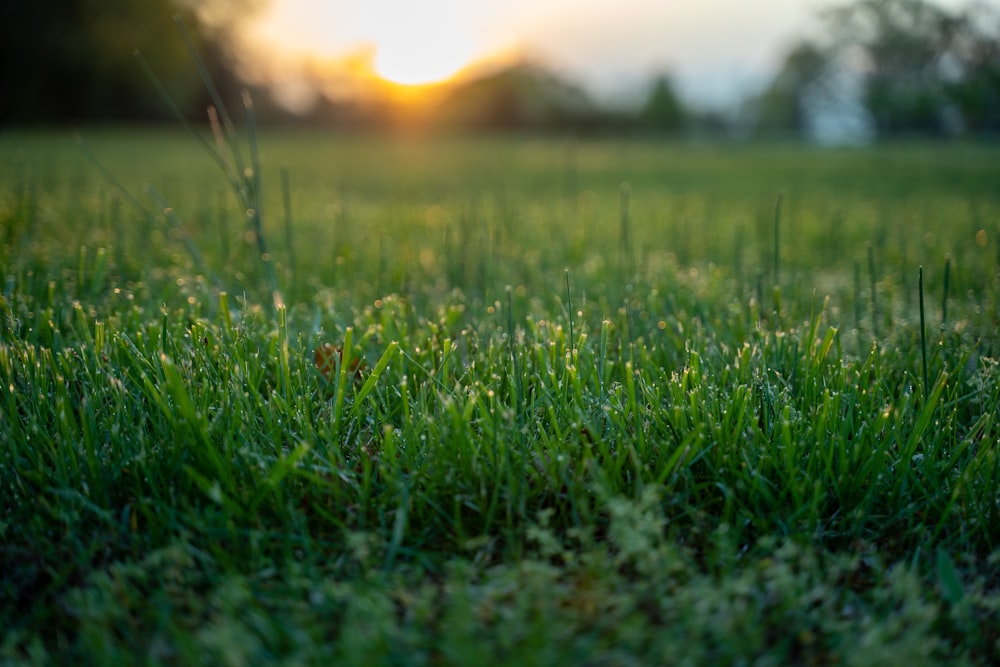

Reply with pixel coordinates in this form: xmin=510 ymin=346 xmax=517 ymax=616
xmin=235 ymin=0 xmax=833 ymax=113
xmin=246 ymin=1 xmax=486 ymax=88
xmin=353 ymin=3 xmax=479 ymax=85
xmin=372 ymin=31 xmax=474 ymax=86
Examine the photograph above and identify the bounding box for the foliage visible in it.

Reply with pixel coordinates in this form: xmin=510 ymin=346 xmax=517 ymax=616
xmin=748 ymin=42 xmax=832 ymax=136
xmin=945 ymin=2 xmax=1000 ymax=134
xmin=430 ymin=63 xmax=600 ymax=132
xmin=0 ymin=0 xmax=254 ymax=125
xmin=827 ymin=0 xmax=961 ymax=136
xmin=637 ymin=73 xmax=686 ymax=133
xmin=754 ymin=0 xmax=1000 ymax=138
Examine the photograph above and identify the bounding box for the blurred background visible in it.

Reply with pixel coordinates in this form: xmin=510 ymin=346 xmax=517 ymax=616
xmin=2 ymin=0 xmax=998 ymax=142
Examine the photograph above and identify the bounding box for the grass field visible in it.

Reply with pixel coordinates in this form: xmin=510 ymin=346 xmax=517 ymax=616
xmin=2 ymin=128 xmax=1000 ymax=664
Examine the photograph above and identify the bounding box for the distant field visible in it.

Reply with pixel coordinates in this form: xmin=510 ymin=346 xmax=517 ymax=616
xmin=2 ymin=130 xmax=1000 ymax=663
xmin=5 ymin=130 xmax=998 ymax=313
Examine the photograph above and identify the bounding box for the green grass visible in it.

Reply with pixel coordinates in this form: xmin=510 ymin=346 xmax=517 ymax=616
xmin=2 ymin=128 xmax=1000 ymax=664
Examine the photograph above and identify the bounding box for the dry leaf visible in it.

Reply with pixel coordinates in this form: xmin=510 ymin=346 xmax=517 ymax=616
xmin=314 ymin=343 xmax=366 ymax=382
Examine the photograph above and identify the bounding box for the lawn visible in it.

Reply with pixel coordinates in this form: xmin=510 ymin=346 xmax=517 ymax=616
xmin=2 ymin=127 xmax=999 ymax=664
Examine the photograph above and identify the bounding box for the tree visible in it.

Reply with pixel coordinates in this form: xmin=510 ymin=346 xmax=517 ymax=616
xmin=432 ymin=62 xmax=597 ymax=131
xmin=754 ymin=0 xmax=1000 ymax=139
xmin=750 ymin=42 xmax=831 ymax=136
xmin=824 ymin=0 xmax=961 ymax=136
xmin=638 ymin=74 xmax=685 ymax=132
xmin=945 ymin=2 xmax=1000 ymax=133
xmin=0 ymin=0 xmax=257 ymax=125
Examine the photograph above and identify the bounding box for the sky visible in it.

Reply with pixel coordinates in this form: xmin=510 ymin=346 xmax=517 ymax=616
xmin=234 ymin=0 xmax=994 ymax=110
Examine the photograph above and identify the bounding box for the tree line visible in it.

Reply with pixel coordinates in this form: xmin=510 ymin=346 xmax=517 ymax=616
xmin=0 ymin=0 xmax=252 ymax=125
xmin=747 ymin=0 xmax=1000 ymax=138
xmin=3 ymin=0 xmax=998 ymax=139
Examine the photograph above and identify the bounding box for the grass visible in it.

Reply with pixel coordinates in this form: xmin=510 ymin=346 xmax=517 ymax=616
xmin=2 ymin=127 xmax=1000 ymax=664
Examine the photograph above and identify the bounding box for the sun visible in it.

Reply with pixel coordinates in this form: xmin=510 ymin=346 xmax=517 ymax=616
xmin=241 ymin=1 xmax=491 ymax=97
xmin=367 ymin=20 xmax=476 ymax=86
xmin=373 ymin=42 xmax=471 ymax=86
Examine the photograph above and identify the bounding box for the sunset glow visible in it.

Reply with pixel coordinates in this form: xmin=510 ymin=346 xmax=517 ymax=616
xmin=369 ymin=26 xmax=475 ymax=85
xmin=242 ymin=1 xmax=497 ymax=92
xmin=244 ymin=0 xmax=997 ymax=113
xmin=371 ymin=41 xmax=468 ymax=85
xmin=236 ymin=0 xmax=838 ymax=112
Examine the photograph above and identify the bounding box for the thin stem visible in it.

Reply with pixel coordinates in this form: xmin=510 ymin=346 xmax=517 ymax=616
xmin=620 ymin=181 xmax=632 ymax=275
xmin=773 ymin=190 xmax=784 ymax=287
xmin=132 ymin=50 xmax=246 ymax=209
xmin=173 ymin=15 xmax=248 ymax=182
xmin=242 ymin=90 xmax=282 ymax=308
xmin=868 ymin=243 xmax=878 ymax=340
xmin=281 ymin=167 xmax=296 ymax=278
xmin=919 ymin=266 xmax=929 ymax=402
xmin=565 ymin=270 xmax=575 ymax=357
xmin=941 ymin=255 xmax=951 ymax=330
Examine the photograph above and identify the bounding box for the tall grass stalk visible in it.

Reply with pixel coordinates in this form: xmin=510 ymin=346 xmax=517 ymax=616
xmin=867 ymin=242 xmax=878 ymax=339
xmin=919 ymin=265 xmax=929 ymax=401
xmin=941 ymin=255 xmax=951 ymax=330
xmin=281 ymin=167 xmax=296 ymax=279
xmin=241 ymin=90 xmax=282 ymax=308
xmin=772 ymin=190 xmax=784 ymax=287
xmin=129 ymin=16 xmax=282 ymax=309
xmin=565 ymin=269 xmax=575 ymax=355
xmin=173 ymin=15 xmax=246 ymax=177
xmin=620 ymin=181 xmax=633 ymax=275
xmin=853 ymin=259 xmax=863 ymax=355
